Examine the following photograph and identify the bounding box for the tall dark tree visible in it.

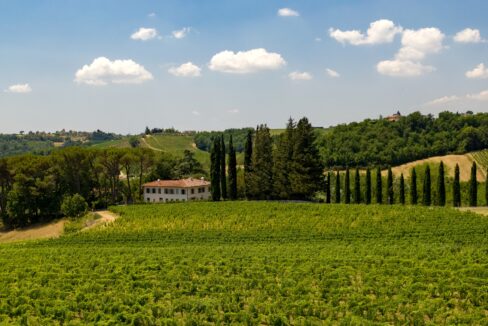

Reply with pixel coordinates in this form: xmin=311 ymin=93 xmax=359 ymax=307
xmin=289 ymin=118 xmax=324 ymax=200
xmin=354 ymin=167 xmax=361 ymax=204
xmin=335 ymin=170 xmax=341 ymax=203
xmin=469 ymin=162 xmax=477 ymax=207
xmin=210 ymin=137 xmax=221 ymax=201
xmin=344 ymin=167 xmax=351 ymax=204
xmin=220 ymin=134 xmax=227 ymax=200
xmin=376 ymin=166 xmax=382 ymax=204
xmin=387 ymin=166 xmax=394 ymax=205
xmin=325 ymin=171 xmax=331 ymax=203
xmin=272 ymin=118 xmax=295 ymax=199
xmin=247 ymin=125 xmax=273 ymax=199
xmin=486 ymin=169 xmax=488 ymax=206
xmin=399 ymin=173 xmax=405 ymax=205
xmin=410 ymin=167 xmax=418 ymax=205
xmin=243 ymin=130 xmax=253 ymax=199
xmin=422 ymin=166 xmax=431 ymax=206
xmin=228 ymin=135 xmax=237 ymax=200
xmin=453 ymin=164 xmax=461 ymax=207
xmin=437 ymin=161 xmax=446 ymax=206
xmin=365 ymin=167 xmax=371 ymax=204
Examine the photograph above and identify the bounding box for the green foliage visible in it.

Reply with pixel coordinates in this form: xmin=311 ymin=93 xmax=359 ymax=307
xmin=194 ymin=128 xmax=254 ymax=153
xmin=410 ymin=168 xmax=418 ymax=205
xmin=387 ymin=167 xmax=394 ymax=205
xmin=422 ymin=166 xmax=431 ymax=206
xmin=354 ymin=168 xmax=361 ymax=204
xmin=453 ymin=164 xmax=461 ymax=207
xmin=344 ymin=167 xmax=350 ymax=204
xmin=399 ymin=173 xmax=405 ymax=205
xmin=220 ymin=135 xmax=227 ymax=200
xmin=437 ymin=162 xmax=446 ymax=206
xmin=325 ymin=171 xmax=331 ymax=203
xmin=272 ymin=119 xmax=294 ymax=199
xmin=365 ymin=168 xmax=371 ymax=204
xmin=318 ymin=111 xmax=488 ymax=167
xmin=210 ymin=138 xmax=221 ymax=201
xmin=375 ymin=167 xmax=382 ymax=204
xmin=1 ymin=202 xmax=487 ymax=324
xmin=469 ymin=162 xmax=478 ymax=207
xmin=227 ymin=136 xmax=237 ymax=200
xmin=247 ymin=125 xmax=273 ymax=200
xmin=244 ymin=130 xmax=253 ymax=199
xmin=61 ymin=194 xmax=88 ymax=218
xmin=335 ymin=170 xmax=341 ymax=203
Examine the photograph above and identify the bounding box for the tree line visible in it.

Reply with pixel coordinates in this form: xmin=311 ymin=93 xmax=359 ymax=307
xmin=209 ymin=117 xmax=324 ymax=201
xmin=323 ymin=162 xmax=488 ymax=207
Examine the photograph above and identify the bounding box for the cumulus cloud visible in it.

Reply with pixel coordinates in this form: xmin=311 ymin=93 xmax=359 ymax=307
xmin=74 ymin=57 xmax=153 ymax=86
xmin=278 ymin=8 xmax=299 ymax=17
xmin=425 ymin=95 xmax=461 ymax=106
xmin=326 ymin=68 xmax=340 ymax=78
xmin=465 ymin=63 xmax=488 ymax=79
xmin=131 ymin=27 xmax=158 ymax=41
xmin=168 ymin=62 xmax=201 ymax=77
xmin=5 ymin=83 xmax=32 ymax=93
xmin=454 ymin=28 xmax=484 ymax=43
xmin=467 ymin=89 xmax=488 ymax=101
xmin=329 ymin=19 xmax=402 ymax=45
xmin=425 ymin=90 xmax=488 ymax=106
xmin=289 ymin=71 xmax=312 ymax=80
xmin=172 ymin=27 xmax=191 ymax=39
xmin=209 ymin=48 xmax=286 ymax=74
xmin=377 ymin=27 xmax=444 ymax=77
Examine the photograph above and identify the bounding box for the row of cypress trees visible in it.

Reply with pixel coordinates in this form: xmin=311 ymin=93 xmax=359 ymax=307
xmin=324 ymin=162 xmax=488 ymax=207
xmin=210 ymin=134 xmax=237 ymax=201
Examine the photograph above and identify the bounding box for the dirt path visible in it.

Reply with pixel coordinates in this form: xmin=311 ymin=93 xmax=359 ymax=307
xmin=141 ymin=137 xmax=164 ymax=152
xmin=81 ymin=210 xmax=120 ymax=231
xmin=0 ymin=220 xmax=66 ymax=243
xmin=457 ymin=207 xmax=488 ymax=216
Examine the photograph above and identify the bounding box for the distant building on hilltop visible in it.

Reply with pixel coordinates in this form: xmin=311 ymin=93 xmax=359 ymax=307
xmin=385 ymin=111 xmax=402 ymax=122
xmin=143 ymin=178 xmax=211 ymax=203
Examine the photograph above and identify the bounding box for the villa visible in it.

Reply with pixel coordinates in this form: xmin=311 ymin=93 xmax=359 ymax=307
xmin=142 ymin=178 xmax=211 ymax=203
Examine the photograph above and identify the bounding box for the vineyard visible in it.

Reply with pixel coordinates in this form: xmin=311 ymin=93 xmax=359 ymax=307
xmin=472 ymin=149 xmax=488 ymax=171
xmin=0 ymin=202 xmax=487 ymax=324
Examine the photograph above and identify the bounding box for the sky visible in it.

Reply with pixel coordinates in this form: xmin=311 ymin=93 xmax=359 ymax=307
xmin=1 ymin=0 xmax=488 ymax=134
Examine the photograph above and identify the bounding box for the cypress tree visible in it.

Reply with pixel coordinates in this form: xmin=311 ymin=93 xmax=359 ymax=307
xmin=244 ymin=130 xmax=253 ymax=199
xmin=365 ymin=167 xmax=371 ymax=204
xmin=335 ymin=170 xmax=341 ymax=203
xmin=248 ymin=125 xmax=273 ymax=199
xmin=469 ymin=162 xmax=477 ymax=207
xmin=354 ymin=167 xmax=361 ymax=204
xmin=453 ymin=164 xmax=461 ymax=207
xmin=486 ymin=169 xmax=488 ymax=206
xmin=210 ymin=137 xmax=221 ymax=201
xmin=399 ymin=173 xmax=405 ymax=205
xmin=344 ymin=167 xmax=351 ymax=204
xmin=272 ymin=118 xmax=295 ymax=199
xmin=422 ymin=166 xmax=431 ymax=206
xmin=220 ymin=134 xmax=227 ymax=200
xmin=410 ymin=167 xmax=418 ymax=205
xmin=228 ymin=135 xmax=237 ymax=200
xmin=387 ymin=166 xmax=394 ymax=205
xmin=437 ymin=161 xmax=445 ymax=206
xmin=325 ymin=171 xmax=331 ymax=203
xmin=376 ymin=166 xmax=382 ymax=204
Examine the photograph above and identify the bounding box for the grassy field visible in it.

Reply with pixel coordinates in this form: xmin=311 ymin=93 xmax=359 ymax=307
xmin=0 ymin=202 xmax=487 ymax=324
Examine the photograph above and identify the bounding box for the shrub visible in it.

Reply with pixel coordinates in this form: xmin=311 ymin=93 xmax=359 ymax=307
xmin=61 ymin=194 xmax=88 ymax=218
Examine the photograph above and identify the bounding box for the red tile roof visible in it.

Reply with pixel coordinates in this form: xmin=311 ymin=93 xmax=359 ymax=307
xmin=143 ymin=178 xmax=210 ymax=188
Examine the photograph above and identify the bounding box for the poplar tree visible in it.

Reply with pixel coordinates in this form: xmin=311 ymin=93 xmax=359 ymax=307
xmin=344 ymin=167 xmax=351 ymax=204
xmin=387 ymin=166 xmax=394 ymax=205
xmin=227 ymin=135 xmax=237 ymax=200
xmin=399 ymin=173 xmax=405 ymax=205
xmin=220 ymin=134 xmax=227 ymax=200
xmin=365 ymin=167 xmax=371 ymax=204
xmin=437 ymin=161 xmax=445 ymax=206
xmin=354 ymin=167 xmax=361 ymax=204
xmin=422 ymin=166 xmax=431 ymax=206
xmin=410 ymin=167 xmax=418 ymax=205
xmin=244 ymin=130 xmax=253 ymax=199
xmin=453 ymin=164 xmax=461 ymax=207
xmin=210 ymin=137 xmax=221 ymax=201
xmin=325 ymin=171 xmax=331 ymax=203
xmin=469 ymin=162 xmax=477 ymax=207
xmin=335 ymin=170 xmax=341 ymax=203
xmin=376 ymin=166 xmax=382 ymax=204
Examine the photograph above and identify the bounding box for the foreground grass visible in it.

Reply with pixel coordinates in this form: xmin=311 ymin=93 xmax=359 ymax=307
xmin=0 ymin=202 xmax=487 ymax=324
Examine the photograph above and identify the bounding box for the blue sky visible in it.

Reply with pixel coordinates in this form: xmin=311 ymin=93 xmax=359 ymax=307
xmin=1 ymin=0 xmax=487 ymax=134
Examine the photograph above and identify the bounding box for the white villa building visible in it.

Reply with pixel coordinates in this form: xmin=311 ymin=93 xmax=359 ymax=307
xmin=143 ymin=178 xmax=211 ymax=203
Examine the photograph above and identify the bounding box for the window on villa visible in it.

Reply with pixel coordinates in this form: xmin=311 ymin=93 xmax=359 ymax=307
xmin=181 ymin=189 xmax=186 ymax=195
xmin=158 ymin=188 xmax=161 ymax=194
xmin=191 ymin=189 xmax=195 ymax=194
xmin=152 ymin=188 xmax=156 ymax=194
xmin=146 ymin=188 xmax=150 ymax=193
xmin=164 ymin=189 xmax=168 ymax=194
xmin=146 ymin=198 xmax=150 ymax=202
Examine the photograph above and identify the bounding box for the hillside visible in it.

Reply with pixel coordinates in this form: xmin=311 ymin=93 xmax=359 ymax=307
xmin=0 ymin=202 xmax=487 ymax=324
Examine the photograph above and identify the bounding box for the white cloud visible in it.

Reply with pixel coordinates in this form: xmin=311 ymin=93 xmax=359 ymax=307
xmin=227 ymin=108 xmax=239 ymax=114
xmin=148 ymin=13 xmax=156 ymax=18
xmin=192 ymin=110 xmax=200 ymax=116
xmin=131 ymin=27 xmax=158 ymax=41
xmin=172 ymin=27 xmax=191 ymax=39
xmin=289 ymin=71 xmax=312 ymax=80
xmin=278 ymin=8 xmax=299 ymax=17
xmin=326 ymin=68 xmax=340 ymax=78
xmin=168 ymin=62 xmax=201 ymax=77
xmin=467 ymin=89 xmax=488 ymax=101
xmin=377 ymin=27 xmax=444 ymax=77
xmin=426 ymin=95 xmax=460 ymax=106
xmin=74 ymin=57 xmax=153 ymax=86
xmin=5 ymin=83 xmax=32 ymax=93
xmin=465 ymin=63 xmax=488 ymax=79
xmin=329 ymin=19 xmax=402 ymax=45
xmin=454 ymin=28 xmax=484 ymax=43
xmin=209 ymin=48 xmax=286 ymax=74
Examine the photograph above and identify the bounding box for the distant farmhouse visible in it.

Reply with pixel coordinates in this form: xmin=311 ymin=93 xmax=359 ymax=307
xmin=143 ymin=178 xmax=211 ymax=203
xmin=385 ymin=111 xmax=402 ymax=122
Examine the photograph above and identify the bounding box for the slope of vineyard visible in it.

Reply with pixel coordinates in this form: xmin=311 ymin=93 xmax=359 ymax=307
xmin=0 ymin=202 xmax=487 ymax=324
